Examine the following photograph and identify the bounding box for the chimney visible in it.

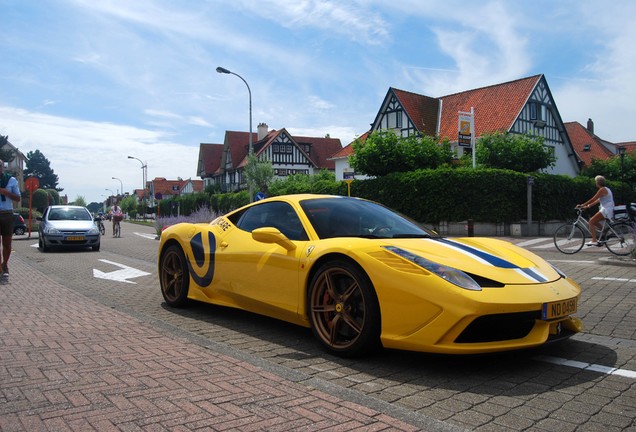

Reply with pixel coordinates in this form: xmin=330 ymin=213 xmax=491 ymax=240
xmin=257 ymin=123 xmax=269 ymax=141
xmin=587 ymin=118 xmax=594 ymax=134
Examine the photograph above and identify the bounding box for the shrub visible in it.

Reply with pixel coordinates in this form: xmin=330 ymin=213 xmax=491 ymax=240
xmin=154 ymin=206 xmax=220 ymax=236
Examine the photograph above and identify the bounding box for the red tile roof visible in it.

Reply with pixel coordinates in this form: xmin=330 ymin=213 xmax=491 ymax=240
xmin=391 ymin=89 xmax=439 ymax=136
xmin=437 ymin=75 xmax=542 ymax=140
xmin=151 ymin=177 xmax=188 ymax=196
xmin=222 ymin=129 xmax=342 ymax=170
xmin=564 ymin=121 xmax=613 ymax=168
xmin=198 ymin=144 xmax=224 ymax=177
xmin=330 ymin=131 xmax=370 ymax=159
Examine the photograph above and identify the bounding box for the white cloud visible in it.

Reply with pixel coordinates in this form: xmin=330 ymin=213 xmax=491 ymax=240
xmin=0 ymin=106 xmax=199 ymax=202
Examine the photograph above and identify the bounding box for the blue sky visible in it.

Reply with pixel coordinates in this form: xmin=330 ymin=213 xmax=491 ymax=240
xmin=1 ymin=0 xmax=635 ymax=203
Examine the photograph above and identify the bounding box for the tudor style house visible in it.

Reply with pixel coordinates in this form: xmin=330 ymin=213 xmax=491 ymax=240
xmin=332 ymin=74 xmax=581 ymax=179
xmin=565 ymin=118 xmax=636 ymax=169
xmin=198 ymin=123 xmax=343 ymax=193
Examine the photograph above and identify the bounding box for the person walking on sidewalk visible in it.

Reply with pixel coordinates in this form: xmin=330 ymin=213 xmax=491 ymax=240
xmin=577 ymin=175 xmax=614 ymax=247
xmin=0 ymin=160 xmax=21 ymax=280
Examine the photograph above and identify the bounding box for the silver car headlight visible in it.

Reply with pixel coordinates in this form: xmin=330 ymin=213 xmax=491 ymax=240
xmin=43 ymin=226 xmax=61 ymax=235
xmin=384 ymin=246 xmax=482 ymax=291
xmin=87 ymin=226 xmax=100 ymax=235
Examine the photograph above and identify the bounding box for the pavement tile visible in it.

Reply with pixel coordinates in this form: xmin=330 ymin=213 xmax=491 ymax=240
xmin=0 ymin=256 xmax=456 ymax=432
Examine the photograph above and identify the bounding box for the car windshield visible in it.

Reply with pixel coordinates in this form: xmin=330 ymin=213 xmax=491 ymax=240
xmin=48 ymin=208 xmax=92 ymax=221
xmin=299 ymin=197 xmax=434 ymax=239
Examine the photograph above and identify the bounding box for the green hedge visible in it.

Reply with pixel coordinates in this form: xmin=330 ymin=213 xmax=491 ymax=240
xmin=350 ymin=169 xmax=634 ymax=223
xmin=159 ymin=169 xmax=635 ymax=224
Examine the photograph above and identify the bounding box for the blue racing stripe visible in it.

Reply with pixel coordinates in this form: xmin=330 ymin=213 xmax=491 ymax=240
xmin=437 ymin=238 xmax=518 ymax=269
xmin=519 ymin=267 xmax=548 ymax=282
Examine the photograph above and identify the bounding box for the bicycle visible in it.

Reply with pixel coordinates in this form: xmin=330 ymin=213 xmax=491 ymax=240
xmin=113 ymin=215 xmax=123 ymax=238
xmin=95 ymin=217 xmax=105 ymax=235
xmin=553 ymin=207 xmax=635 ymax=255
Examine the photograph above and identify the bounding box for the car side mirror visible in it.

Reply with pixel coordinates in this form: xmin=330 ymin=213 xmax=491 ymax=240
xmin=36 ymin=216 xmax=43 ymax=221
xmin=251 ymin=227 xmax=297 ymax=251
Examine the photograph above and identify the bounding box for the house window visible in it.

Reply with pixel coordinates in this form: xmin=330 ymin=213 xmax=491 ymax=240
xmin=583 ymin=144 xmax=591 ymax=152
xmin=529 ymin=103 xmax=537 ymax=120
xmin=286 ymin=145 xmax=292 ymax=153
xmin=273 ymin=144 xmax=279 ymax=152
xmin=396 ymin=110 xmax=402 ymax=128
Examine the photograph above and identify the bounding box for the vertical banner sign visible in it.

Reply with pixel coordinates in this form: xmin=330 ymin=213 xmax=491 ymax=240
xmin=458 ymin=108 xmax=476 ymax=168
xmin=458 ymin=112 xmax=473 ymax=147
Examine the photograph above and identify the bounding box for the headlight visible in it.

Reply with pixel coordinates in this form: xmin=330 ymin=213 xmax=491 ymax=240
xmin=43 ymin=226 xmax=61 ymax=234
xmin=384 ymin=246 xmax=482 ymax=291
xmin=87 ymin=226 xmax=100 ymax=235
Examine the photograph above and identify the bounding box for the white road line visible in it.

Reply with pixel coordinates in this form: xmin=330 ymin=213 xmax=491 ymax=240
xmin=592 ymin=277 xmax=636 ymax=283
xmin=549 ymin=259 xmax=595 ymax=264
xmin=515 ymin=238 xmax=550 ymax=247
xmin=134 ymin=232 xmax=158 ymax=240
xmin=535 ymin=355 xmax=636 ymax=379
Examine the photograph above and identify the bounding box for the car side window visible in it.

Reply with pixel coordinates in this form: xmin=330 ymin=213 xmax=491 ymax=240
xmin=236 ymin=202 xmax=308 ymax=241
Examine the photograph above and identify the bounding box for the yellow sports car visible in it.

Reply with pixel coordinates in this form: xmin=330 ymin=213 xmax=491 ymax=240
xmin=158 ymin=194 xmax=581 ymax=357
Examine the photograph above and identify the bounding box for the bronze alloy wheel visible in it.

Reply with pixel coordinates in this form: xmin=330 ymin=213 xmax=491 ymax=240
xmin=308 ymin=260 xmax=380 ymax=357
xmin=160 ymin=245 xmax=190 ymax=307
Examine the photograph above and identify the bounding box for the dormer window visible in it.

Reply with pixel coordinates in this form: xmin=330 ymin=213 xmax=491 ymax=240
xmin=583 ymin=144 xmax=591 ymax=152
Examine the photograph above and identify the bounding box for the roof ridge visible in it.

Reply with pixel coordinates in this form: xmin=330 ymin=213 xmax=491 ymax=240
xmin=439 ymin=74 xmax=542 ymax=98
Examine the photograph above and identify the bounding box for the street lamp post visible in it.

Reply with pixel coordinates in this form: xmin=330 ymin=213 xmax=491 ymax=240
xmin=216 ymin=66 xmax=253 ymax=201
xmin=112 ymin=177 xmax=123 ymax=196
xmin=128 ymin=156 xmax=148 ymax=216
xmin=619 ymin=146 xmax=626 ymax=204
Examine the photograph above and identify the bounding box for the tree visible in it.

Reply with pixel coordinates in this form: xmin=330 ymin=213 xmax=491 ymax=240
xmin=244 ymin=154 xmax=275 ymax=195
xmin=24 ymin=150 xmax=62 ymax=191
xmin=120 ymin=195 xmax=138 ymax=218
xmin=73 ymin=196 xmax=87 ymax=207
xmin=349 ymin=131 xmax=453 ymax=176
xmin=475 ymin=132 xmax=556 ymax=172
xmin=0 ymin=135 xmax=15 ymax=164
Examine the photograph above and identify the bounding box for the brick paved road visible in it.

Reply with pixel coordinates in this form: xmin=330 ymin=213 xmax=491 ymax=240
xmin=2 ymin=225 xmax=635 ymax=431
xmin=0 ymin=256 xmax=457 ymax=431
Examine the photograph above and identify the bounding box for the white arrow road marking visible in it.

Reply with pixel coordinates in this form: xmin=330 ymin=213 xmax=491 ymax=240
xmin=134 ymin=232 xmax=158 ymax=240
xmin=93 ymin=259 xmax=151 ymax=284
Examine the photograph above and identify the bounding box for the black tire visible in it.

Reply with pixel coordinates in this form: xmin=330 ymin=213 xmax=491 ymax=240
xmin=160 ymin=245 xmax=190 ymax=307
xmin=92 ymin=242 xmax=100 ymax=252
xmin=553 ymin=224 xmax=585 ymax=254
xmin=39 ymin=237 xmax=49 ymax=252
xmin=99 ymin=223 xmax=105 ymax=235
xmin=605 ymin=222 xmax=636 ymax=256
xmin=308 ymin=259 xmax=381 ymax=357
xmin=14 ymin=227 xmax=25 ymax=236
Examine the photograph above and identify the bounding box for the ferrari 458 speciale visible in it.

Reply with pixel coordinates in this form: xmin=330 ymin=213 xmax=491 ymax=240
xmin=158 ymin=194 xmax=581 ymax=357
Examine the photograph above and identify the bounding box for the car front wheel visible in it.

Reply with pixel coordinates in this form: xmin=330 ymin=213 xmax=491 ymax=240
xmin=160 ymin=245 xmax=190 ymax=307
xmin=308 ymin=259 xmax=381 ymax=357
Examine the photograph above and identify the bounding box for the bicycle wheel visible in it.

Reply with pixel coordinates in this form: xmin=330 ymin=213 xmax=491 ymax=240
xmin=604 ymin=222 xmax=635 ymax=256
xmin=553 ymin=224 xmax=585 ymax=254
xmin=99 ymin=222 xmax=105 ymax=235
xmin=115 ymin=222 xmax=121 ymax=238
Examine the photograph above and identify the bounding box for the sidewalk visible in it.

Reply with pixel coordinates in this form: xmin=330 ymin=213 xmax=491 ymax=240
xmin=0 ymin=255 xmax=460 ymax=432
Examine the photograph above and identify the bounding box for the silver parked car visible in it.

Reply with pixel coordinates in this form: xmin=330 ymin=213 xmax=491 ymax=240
xmin=38 ymin=205 xmax=101 ymax=252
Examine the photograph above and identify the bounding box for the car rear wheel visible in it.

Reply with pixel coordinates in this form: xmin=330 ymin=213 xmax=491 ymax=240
xmin=308 ymin=259 xmax=381 ymax=357
xmin=14 ymin=227 xmax=25 ymax=235
xmin=160 ymin=245 xmax=190 ymax=307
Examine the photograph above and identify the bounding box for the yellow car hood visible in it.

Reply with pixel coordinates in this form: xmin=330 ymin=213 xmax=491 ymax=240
xmin=384 ymin=236 xmax=560 ymax=285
